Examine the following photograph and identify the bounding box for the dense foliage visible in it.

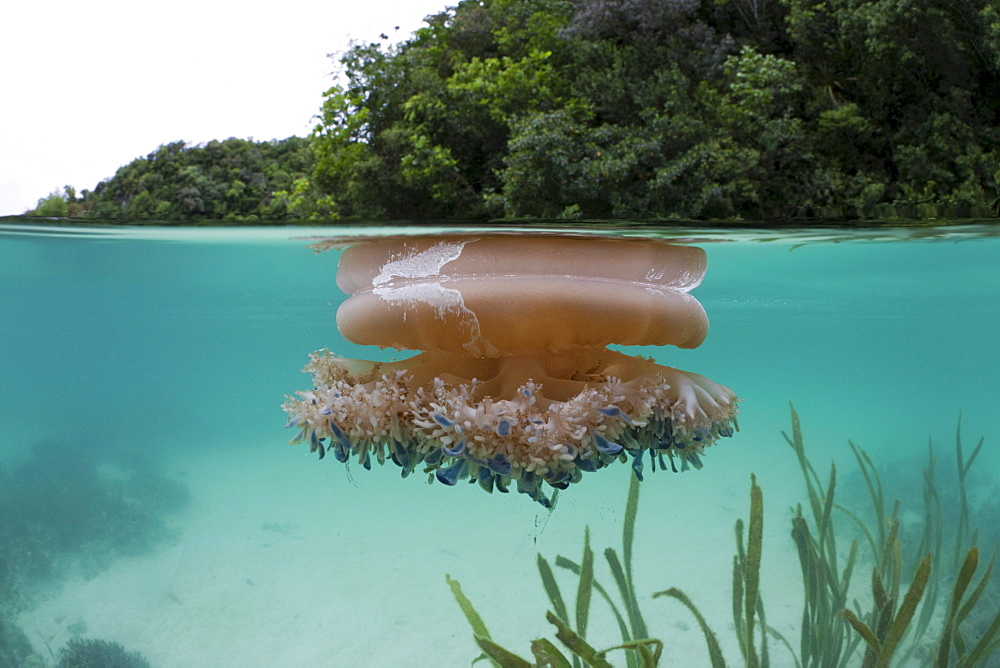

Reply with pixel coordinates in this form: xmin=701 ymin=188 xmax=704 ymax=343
xmin=31 ymin=137 xmax=311 ymax=221
xmin=30 ymin=0 xmax=1000 ymax=221
xmin=303 ymin=0 xmax=1000 ymax=220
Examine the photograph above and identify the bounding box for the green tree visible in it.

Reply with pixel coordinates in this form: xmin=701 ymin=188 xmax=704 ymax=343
xmin=44 ymin=137 xmax=313 ymax=221
xmin=32 ymin=188 xmax=70 ymax=217
xmin=301 ymin=0 xmax=999 ymax=219
xmin=783 ymin=0 xmax=1000 ymax=211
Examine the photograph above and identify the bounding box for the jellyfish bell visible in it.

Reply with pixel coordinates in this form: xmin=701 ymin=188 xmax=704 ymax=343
xmin=283 ymin=234 xmax=738 ymax=506
xmin=335 ymin=236 xmax=710 ymax=356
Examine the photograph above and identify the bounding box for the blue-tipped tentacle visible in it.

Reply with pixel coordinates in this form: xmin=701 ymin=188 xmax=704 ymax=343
xmin=432 ymin=413 xmax=454 ymax=427
xmin=424 ymin=447 xmax=444 ymax=466
xmin=333 ymin=440 xmax=349 ymax=463
xmin=442 ymin=439 xmax=466 ymax=457
xmin=494 ymin=475 xmax=510 ymax=493
xmin=328 ymin=420 xmax=351 ymax=449
xmin=436 ymin=460 xmax=468 ymax=486
xmin=631 ymin=449 xmax=645 ymax=481
xmin=486 ymin=455 xmax=512 ymax=476
xmin=592 ymin=431 xmax=623 ymax=455
xmin=477 ymin=468 xmax=495 ymax=493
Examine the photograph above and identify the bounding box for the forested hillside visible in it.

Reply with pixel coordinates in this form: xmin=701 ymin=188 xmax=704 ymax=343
xmin=30 ymin=0 xmax=1000 ymax=221
xmin=303 ymin=0 xmax=1000 ymax=220
xmin=30 ymin=137 xmax=311 ymax=221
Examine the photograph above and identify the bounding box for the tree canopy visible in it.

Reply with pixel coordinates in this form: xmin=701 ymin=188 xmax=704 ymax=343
xmin=304 ymin=0 xmax=1000 ymax=220
xmin=30 ymin=0 xmax=1000 ymax=221
xmin=30 ymin=137 xmax=311 ymax=221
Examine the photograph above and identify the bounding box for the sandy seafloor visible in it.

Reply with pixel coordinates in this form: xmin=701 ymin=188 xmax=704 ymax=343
xmin=16 ymin=417 xmax=817 ymax=667
xmin=3 ymin=223 xmax=999 ymax=666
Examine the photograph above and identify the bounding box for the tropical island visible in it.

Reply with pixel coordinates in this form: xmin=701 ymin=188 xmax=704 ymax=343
xmin=28 ymin=0 xmax=1000 ymax=222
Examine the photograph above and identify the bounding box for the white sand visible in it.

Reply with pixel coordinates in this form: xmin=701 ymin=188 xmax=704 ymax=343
xmin=17 ymin=429 xmax=817 ymax=667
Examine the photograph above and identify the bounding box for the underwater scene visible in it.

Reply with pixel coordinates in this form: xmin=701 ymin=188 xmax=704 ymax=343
xmin=1 ymin=222 xmax=998 ymax=667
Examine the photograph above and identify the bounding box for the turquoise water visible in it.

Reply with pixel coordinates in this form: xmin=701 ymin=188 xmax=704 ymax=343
xmin=1 ymin=222 xmax=998 ymax=666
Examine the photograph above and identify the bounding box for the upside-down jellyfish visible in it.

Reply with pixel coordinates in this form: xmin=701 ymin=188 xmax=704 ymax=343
xmin=283 ymin=235 xmax=738 ymax=506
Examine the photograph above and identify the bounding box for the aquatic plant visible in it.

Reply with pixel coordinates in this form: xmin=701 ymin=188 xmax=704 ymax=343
xmin=828 ymin=414 xmax=1000 ymax=666
xmin=284 ymin=235 xmax=738 ymax=506
xmin=840 ymin=546 xmax=1000 ymax=667
xmin=446 ymin=407 xmax=1000 ymax=666
xmin=446 ymin=473 xmax=670 ymax=667
xmin=0 ymin=438 xmax=189 ymax=611
xmin=445 ymin=471 xmax=764 ymax=666
xmin=728 ymin=474 xmax=770 ymax=668
xmin=782 ymin=407 xmax=863 ymax=667
xmin=56 ymin=637 xmax=150 ymax=668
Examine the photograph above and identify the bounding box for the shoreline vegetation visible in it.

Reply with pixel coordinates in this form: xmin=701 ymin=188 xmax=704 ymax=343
xmin=24 ymin=0 xmax=1000 ymax=224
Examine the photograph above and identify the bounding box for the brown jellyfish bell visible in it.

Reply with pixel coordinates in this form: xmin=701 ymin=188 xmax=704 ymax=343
xmin=283 ymin=235 xmax=738 ymax=506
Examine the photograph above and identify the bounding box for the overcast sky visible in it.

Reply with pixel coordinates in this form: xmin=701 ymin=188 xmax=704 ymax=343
xmin=0 ymin=0 xmax=446 ymax=215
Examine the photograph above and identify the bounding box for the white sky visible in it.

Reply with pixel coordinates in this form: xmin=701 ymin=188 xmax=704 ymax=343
xmin=0 ymin=0 xmax=447 ymax=215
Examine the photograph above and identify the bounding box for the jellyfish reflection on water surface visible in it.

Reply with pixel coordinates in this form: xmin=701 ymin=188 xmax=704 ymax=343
xmin=282 ymin=235 xmax=739 ymax=506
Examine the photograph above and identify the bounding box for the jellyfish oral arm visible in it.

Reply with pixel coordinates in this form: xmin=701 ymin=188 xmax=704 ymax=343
xmin=283 ymin=348 xmax=738 ymax=506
